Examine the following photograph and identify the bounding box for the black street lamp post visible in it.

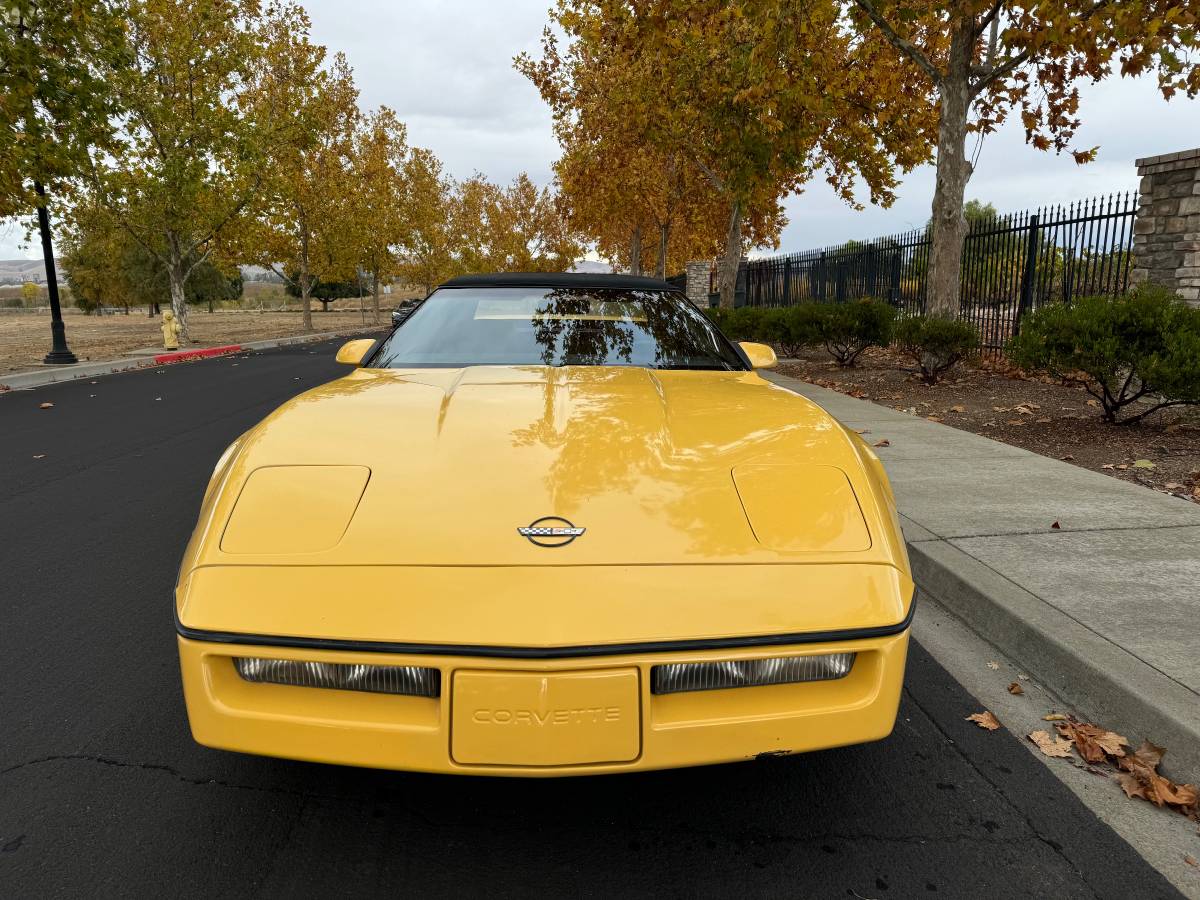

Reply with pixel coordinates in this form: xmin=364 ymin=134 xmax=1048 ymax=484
xmin=34 ymin=180 xmax=78 ymax=366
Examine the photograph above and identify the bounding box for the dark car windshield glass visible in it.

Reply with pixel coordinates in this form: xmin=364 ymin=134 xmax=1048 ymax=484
xmin=369 ymin=287 xmax=747 ymax=370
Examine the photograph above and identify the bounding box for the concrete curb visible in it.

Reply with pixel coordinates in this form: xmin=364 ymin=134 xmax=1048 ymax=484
xmin=908 ymin=537 xmax=1200 ymax=782
xmin=0 ymin=328 xmax=385 ymax=392
xmin=153 ymin=344 xmax=243 ymax=364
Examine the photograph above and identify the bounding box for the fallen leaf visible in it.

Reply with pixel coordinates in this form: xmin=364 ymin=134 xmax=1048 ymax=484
xmin=1008 ymin=682 xmax=1024 ymax=695
xmin=1035 ymin=417 xmax=1052 ymax=424
xmin=1116 ymin=464 xmax=1129 ymax=471
xmin=1115 ymin=757 xmax=1198 ymax=814
xmin=1060 ymin=454 xmax=1075 ymax=461
xmin=1029 ymin=730 xmax=1073 ymax=758
xmin=873 ymin=439 xmax=890 ymax=447
xmin=987 ymin=661 xmax=1000 ymax=670
xmin=33 ymin=454 xmax=46 ymax=459
xmin=1043 ymin=714 xmax=1068 ymax=721
xmin=1165 ymin=483 xmax=1182 ymax=491
xmin=1132 ymin=459 xmax=1156 ymax=470
xmin=949 ymin=405 xmax=965 ymax=413
xmin=39 ymin=402 xmax=54 ymax=409
xmin=1056 ymin=720 xmax=1128 ymax=764
xmin=926 ymin=415 xmax=942 ymax=422
xmin=1017 ymin=674 xmax=1029 ymax=681
xmin=1051 ymin=521 xmax=1061 ymax=529
xmin=1185 ymin=854 xmax=1197 ymax=867
xmin=1086 ymin=398 xmax=1100 ymax=407
xmin=967 ymin=711 xmax=1002 ymax=731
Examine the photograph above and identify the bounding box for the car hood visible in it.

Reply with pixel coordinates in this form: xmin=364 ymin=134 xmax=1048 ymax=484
xmin=184 ymin=366 xmax=905 ymax=570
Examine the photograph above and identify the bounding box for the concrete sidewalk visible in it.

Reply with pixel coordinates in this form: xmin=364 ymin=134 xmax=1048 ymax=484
xmin=765 ymin=371 xmax=1200 ymax=781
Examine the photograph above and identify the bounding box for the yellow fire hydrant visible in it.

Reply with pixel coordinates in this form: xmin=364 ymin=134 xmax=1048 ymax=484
xmin=161 ymin=309 xmax=182 ymax=350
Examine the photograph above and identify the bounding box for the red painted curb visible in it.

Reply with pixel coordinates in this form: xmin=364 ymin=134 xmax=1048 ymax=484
xmin=153 ymin=344 xmax=243 ymax=365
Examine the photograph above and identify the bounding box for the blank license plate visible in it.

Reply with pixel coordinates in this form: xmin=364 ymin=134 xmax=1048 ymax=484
xmin=451 ymin=668 xmax=640 ymax=766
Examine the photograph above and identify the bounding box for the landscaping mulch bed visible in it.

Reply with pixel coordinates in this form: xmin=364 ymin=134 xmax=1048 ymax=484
xmin=776 ymin=346 xmax=1200 ymax=504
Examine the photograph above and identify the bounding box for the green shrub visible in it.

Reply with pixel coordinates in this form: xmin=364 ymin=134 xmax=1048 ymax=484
xmin=700 ymin=304 xmax=768 ymax=343
xmin=757 ymin=306 xmax=823 ymax=357
xmin=1008 ymin=285 xmax=1200 ymax=424
xmin=814 ymin=298 xmax=896 ymax=366
xmin=893 ymin=315 xmax=980 ymax=384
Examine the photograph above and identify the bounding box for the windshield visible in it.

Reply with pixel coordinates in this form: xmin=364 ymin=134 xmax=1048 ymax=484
xmin=368 ymin=287 xmax=747 ymax=370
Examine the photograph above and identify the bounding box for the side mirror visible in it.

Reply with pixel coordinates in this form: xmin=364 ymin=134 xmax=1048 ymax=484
xmin=738 ymin=341 xmax=778 ymax=370
xmin=335 ymin=339 xmax=375 ymax=366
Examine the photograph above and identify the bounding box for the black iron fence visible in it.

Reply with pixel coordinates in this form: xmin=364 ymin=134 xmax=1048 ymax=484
xmin=742 ymin=192 xmax=1137 ymax=349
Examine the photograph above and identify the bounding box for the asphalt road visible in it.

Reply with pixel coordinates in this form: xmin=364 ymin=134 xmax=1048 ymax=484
xmin=0 ymin=340 xmax=1181 ymax=899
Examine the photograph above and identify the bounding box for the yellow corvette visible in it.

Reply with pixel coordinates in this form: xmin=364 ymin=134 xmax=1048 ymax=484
xmin=176 ymin=273 xmax=913 ymax=776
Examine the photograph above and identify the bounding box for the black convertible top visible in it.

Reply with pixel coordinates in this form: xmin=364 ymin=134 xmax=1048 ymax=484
xmin=439 ymin=272 xmax=680 ymax=292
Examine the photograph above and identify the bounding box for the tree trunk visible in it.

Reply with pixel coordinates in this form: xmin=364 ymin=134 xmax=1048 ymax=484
xmin=299 ymin=228 xmax=313 ymax=332
xmin=629 ymin=226 xmax=642 ymax=276
xmin=371 ymin=270 xmax=380 ymax=324
xmin=165 ymin=235 xmax=190 ymax=341
xmin=654 ymin=222 xmax=670 ymax=279
xmin=718 ymin=199 xmax=742 ymax=309
xmin=925 ymin=16 xmax=975 ymax=319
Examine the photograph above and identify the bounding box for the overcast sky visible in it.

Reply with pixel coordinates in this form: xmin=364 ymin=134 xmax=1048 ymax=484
xmin=3 ymin=0 xmax=1198 ymax=261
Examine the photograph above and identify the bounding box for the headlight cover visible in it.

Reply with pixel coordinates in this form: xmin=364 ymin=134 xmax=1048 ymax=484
xmin=233 ymin=657 xmax=440 ymax=697
xmin=651 ymin=652 xmax=855 ymax=694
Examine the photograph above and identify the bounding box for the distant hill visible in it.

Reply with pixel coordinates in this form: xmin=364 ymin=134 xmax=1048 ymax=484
xmin=0 ymin=259 xmax=287 ymax=286
xmin=1 ymin=258 xmax=609 ymax=285
xmin=0 ymin=259 xmax=52 ymax=285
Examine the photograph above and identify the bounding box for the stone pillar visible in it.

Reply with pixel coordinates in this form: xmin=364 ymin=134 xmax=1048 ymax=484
xmin=1133 ymin=147 xmax=1200 ymax=305
xmin=685 ymin=260 xmax=711 ymax=307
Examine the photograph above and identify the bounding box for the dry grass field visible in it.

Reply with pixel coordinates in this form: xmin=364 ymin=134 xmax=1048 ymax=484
xmin=0 ymin=308 xmax=390 ymax=372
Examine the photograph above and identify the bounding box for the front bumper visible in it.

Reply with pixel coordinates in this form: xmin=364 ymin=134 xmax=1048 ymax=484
xmin=177 ymin=629 xmax=910 ymax=776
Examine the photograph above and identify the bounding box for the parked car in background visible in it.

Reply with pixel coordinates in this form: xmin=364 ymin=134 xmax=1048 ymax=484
xmin=391 ymin=298 xmax=422 ymax=327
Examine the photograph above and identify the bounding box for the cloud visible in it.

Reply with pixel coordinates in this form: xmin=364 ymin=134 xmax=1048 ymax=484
xmin=778 ymin=76 xmax=1197 ymax=253
xmin=307 ymin=0 xmax=558 ymax=183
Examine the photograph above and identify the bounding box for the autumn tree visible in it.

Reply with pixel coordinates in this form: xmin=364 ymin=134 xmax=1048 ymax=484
xmin=458 ymin=172 xmax=580 ymax=273
xmin=394 ymin=148 xmax=457 ymax=294
xmin=61 ymin=202 xmax=142 ymax=312
xmin=0 ymin=0 xmax=126 ymax=361
xmin=81 ymin=0 xmax=308 ymax=341
xmin=64 ymin=201 xmax=244 ymax=313
xmin=350 ymin=107 xmax=411 ymax=323
xmin=850 ymin=0 xmax=1200 ymax=317
xmin=520 ymin=0 xmax=936 ymax=306
xmin=553 ymin=131 xmax=727 ymax=277
xmin=248 ymin=42 xmax=363 ymax=332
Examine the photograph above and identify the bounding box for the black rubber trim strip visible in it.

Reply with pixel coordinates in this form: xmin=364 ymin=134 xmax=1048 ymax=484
xmin=173 ymin=598 xmax=915 ymax=659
